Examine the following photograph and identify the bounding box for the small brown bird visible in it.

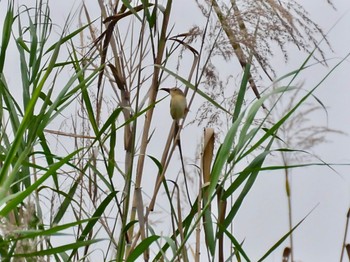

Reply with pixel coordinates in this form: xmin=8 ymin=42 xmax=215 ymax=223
xmin=161 ymin=87 xmax=187 ymax=138
xmin=161 ymin=87 xmax=192 ymax=206
xmin=160 ymin=87 xmax=187 ymax=122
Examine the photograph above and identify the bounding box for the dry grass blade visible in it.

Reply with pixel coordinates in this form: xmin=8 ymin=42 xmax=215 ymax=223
xmin=169 ymin=36 xmax=200 ymax=86
xmin=107 ymin=63 xmax=132 ymax=151
xmin=230 ymin=0 xmax=273 ymax=81
xmin=201 ymin=128 xmax=214 ymax=210
xmin=282 ymin=247 xmax=291 ymax=262
xmin=94 ymin=4 xmax=147 ymax=118
xmin=135 ymin=188 xmax=147 ymax=261
xmin=103 ymin=4 xmax=153 ymax=23
xmin=201 ymin=128 xmax=215 ymax=255
xmin=202 ymin=128 xmax=215 ymax=187
xmin=195 ymin=172 xmax=203 ymax=262
xmin=108 ymin=63 xmax=126 ymax=91
xmin=217 ymin=186 xmax=227 ymax=262
xmin=211 ymin=0 xmax=262 ymax=102
xmin=340 ymin=208 xmax=350 ymax=262
xmin=346 ymin=244 xmax=350 ymax=260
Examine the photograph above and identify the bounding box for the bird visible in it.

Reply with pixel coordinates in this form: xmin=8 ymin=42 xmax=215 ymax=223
xmin=161 ymin=87 xmax=187 ymax=121
xmin=160 ymin=87 xmax=187 ymax=139
xmin=161 ymin=87 xmax=192 ymax=206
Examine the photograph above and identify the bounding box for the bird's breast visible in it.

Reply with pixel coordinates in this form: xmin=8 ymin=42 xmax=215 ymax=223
xmin=170 ymin=96 xmax=187 ymax=120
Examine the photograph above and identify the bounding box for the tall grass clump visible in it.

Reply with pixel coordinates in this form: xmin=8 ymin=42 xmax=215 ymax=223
xmin=0 ymin=0 xmax=102 ymax=260
xmin=0 ymin=0 xmax=348 ymax=261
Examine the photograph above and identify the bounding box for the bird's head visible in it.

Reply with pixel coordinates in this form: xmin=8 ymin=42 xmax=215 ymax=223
xmin=160 ymin=87 xmax=184 ymax=97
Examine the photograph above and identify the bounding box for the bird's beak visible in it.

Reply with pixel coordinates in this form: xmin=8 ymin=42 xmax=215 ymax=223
xmin=160 ymin=88 xmax=170 ymax=93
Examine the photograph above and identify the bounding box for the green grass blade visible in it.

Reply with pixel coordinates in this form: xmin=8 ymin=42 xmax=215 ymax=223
xmin=223 ymin=151 xmax=268 ymax=226
xmin=208 ymin=111 xmax=244 ymax=197
xmin=5 ymin=219 xmax=93 ymax=241
xmin=45 ymin=22 xmax=94 ymax=54
xmin=156 ymin=65 xmax=232 ymax=115
xmin=68 ymin=191 xmax=118 ymax=259
xmin=218 ymin=224 xmax=250 ymax=262
xmin=257 ymin=205 xmax=318 ymax=261
xmin=0 ymin=149 xmax=82 ymax=216
xmin=107 ymin=122 xmax=116 ymax=178
xmin=52 ymin=179 xmax=81 ymax=225
xmin=14 ymin=239 xmax=102 ymax=258
xmin=233 ymin=61 xmax=251 ymax=122
xmin=0 ymin=2 xmax=14 ymax=73
xmin=127 ymin=235 xmax=160 ymax=262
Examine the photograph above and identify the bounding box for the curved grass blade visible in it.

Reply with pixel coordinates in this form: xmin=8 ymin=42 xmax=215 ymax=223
xmin=0 ymin=149 xmax=82 ymax=216
xmin=0 ymin=1 xmax=14 ymax=73
xmin=13 ymin=239 xmax=101 ymax=258
xmin=68 ymin=191 xmax=118 ymax=259
xmin=127 ymin=235 xmax=160 ymax=262
xmin=218 ymin=224 xmax=250 ymax=262
xmin=258 ymin=205 xmax=318 ymax=261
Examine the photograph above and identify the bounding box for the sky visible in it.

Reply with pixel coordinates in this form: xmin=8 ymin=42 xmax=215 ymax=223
xmin=1 ymin=0 xmax=350 ymax=261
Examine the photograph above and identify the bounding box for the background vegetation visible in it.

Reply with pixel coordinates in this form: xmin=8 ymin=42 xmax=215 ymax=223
xmin=0 ymin=0 xmax=348 ymax=261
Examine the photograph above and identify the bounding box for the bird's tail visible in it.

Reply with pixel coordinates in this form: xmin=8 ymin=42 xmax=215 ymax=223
xmin=174 ymin=120 xmax=180 ymax=144
xmin=174 ymin=120 xmax=193 ymax=207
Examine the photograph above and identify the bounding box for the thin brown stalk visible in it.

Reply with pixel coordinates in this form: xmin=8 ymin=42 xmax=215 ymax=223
xmin=129 ymin=0 xmax=174 ymax=257
xmin=211 ymin=0 xmax=263 ymax=103
xmin=176 ymin=183 xmax=189 ymax=262
xmin=346 ymin=244 xmax=350 ymax=260
xmin=340 ymin=208 xmax=350 ymax=262
xmin=282 ymin=152 xmax=294 ymax=262
xmin=230 ymin=0 xmax=273 ymax=81
xmin=44 ymin=129 xmax=95 ymax=139
xmin=124 ymin=14 xmax=150 ymax=257
xmin=195 ymin=170 xmax=203 ymax=262
xmin=217 ymin=186 xmax=227 ymax=262
xmin=282 ymin=247 xmax=291 ymax=262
